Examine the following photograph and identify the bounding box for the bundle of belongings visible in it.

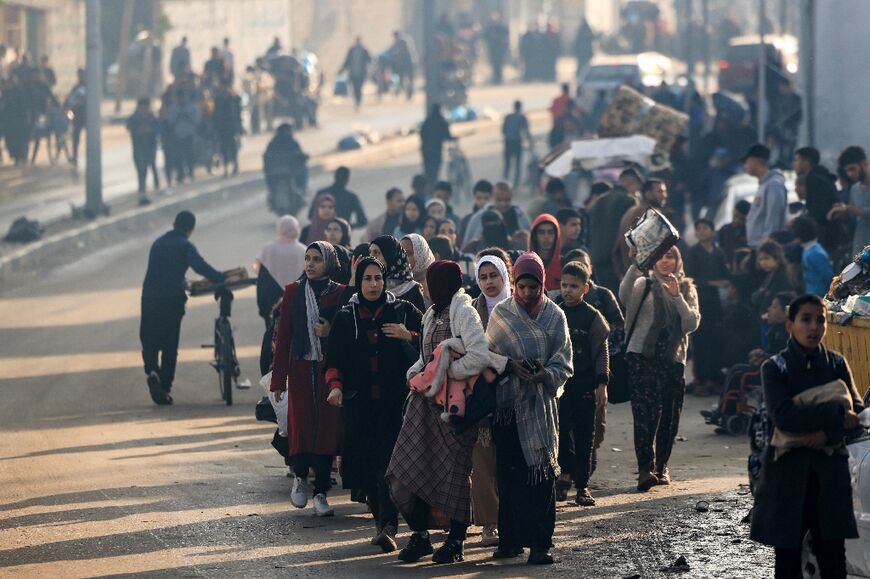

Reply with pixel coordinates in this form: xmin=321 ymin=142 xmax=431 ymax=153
xmin=770 ymin=379 xmax=852 ymax=461
xmin=188 ymin=267 xmax=249 ymax=295
xmin=4 ymin=217 xmax=43 ymax=243
xmin=828 ymin=245 xmax=870 ymax=303
xmin=598 ymin=85 xmax=688 ymax=161
xmin=625 ymin=207 xmax=680 ymax=270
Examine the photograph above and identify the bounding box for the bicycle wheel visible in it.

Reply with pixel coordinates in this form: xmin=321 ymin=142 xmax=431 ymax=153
xmin=215 ymin=320 xmax=233 ymax=405
xmin=220 ymin=349 xmax=233 ymax=406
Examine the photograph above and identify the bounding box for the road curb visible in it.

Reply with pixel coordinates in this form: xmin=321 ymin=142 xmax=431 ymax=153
xmin=0 ymin=109 xmax=549 ymax=286
xmin=0 ymin=172 xmax=272 ymax=286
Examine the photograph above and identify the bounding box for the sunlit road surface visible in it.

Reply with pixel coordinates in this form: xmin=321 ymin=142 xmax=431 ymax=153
xmin=0 ymin=120 xmax=769 ymax=577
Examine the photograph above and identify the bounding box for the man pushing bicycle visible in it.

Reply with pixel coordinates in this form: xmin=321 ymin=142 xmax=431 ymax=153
xmin=140 ymin=211 xmax=224 ymax=405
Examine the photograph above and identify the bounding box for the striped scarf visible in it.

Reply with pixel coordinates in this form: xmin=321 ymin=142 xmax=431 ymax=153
xmin=486 ymin=296 xmax=573 ymax=482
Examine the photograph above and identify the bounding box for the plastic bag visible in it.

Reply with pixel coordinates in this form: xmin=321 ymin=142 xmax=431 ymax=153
xmin=260 ymin=371 xmax=287 ymax=436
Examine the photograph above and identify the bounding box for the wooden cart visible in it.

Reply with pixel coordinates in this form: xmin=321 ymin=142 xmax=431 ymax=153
xmin=824 ymin=313 xmax=870 ymax=395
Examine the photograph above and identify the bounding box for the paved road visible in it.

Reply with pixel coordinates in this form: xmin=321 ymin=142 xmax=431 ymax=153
xmin=0 ymin=121 xmax=770 ymax=577
xmin=0 ymin=82 xmax=559 ymax=235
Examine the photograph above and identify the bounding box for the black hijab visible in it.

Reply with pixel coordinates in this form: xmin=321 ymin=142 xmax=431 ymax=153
xmin=354 ymin=256 xmax=387 ymax=309
xmin=397 ymin=194 xmax=427 ymax=235
xmin=331 ymin=244 xmax=352 ymax=284
xmin=371 ymin=235 xmax=413 ymax=284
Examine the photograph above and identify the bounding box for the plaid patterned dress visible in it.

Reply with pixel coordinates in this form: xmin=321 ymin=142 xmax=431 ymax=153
xmin=386 ymin=307 xmax=478 ymax=526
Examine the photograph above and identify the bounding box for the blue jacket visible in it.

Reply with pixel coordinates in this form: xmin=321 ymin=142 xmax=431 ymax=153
xmin=142 ymin=230 xmax=224 ymax=303
xmin=801 ymin=241 xmax=834 ymax=297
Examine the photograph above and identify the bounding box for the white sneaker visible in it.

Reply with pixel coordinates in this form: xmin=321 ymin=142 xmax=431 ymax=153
xmin=290 ymin=477 xmax=308 ymax=509
xmin=313 ymin=493 xmax=334 ymax=517
xmin=480 ymin=524 xmax=499 ymax=546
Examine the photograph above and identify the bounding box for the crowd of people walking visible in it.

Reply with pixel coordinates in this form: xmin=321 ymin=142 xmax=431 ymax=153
xmin=0 ymin=54 xmax=85 ymax=167
xmin=127 ymin=34 xmax=869 ymax=570
xmin=243 ymin=84 xmax=867 ymax=570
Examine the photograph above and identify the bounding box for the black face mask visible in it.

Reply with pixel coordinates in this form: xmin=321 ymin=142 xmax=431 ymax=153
xmin=483 ymin=220 xmax=509 ymax=246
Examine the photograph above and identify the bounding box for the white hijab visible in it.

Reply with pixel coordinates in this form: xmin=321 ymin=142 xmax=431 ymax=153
xmin=257 ymin=215 xmax=307 ymax=288
xmin=402 ymin=233 xmax=435 ymax=283
xmin=476 ymin=255 xmax=512 ymax=313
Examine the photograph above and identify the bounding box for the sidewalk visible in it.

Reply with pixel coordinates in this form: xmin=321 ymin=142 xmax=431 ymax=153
xmin=0 ymin=82 xmax=559 ymax=237
xmin=0 ymin=82 xmax=560 ymax=285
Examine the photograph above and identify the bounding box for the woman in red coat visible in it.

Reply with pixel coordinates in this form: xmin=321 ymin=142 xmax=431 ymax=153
xmin=271 ymin=241 xmax=345 ymax=517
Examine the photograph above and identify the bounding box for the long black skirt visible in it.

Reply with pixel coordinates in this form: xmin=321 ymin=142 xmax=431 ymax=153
xmin=492 ymin=416 xmax=556 ymax=551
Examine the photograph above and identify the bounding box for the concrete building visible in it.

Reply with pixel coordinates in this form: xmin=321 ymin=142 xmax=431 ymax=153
xmin=160 ymin=0 xmax=413 ymax=83
xmin=0 ymin=0 xmax=84 ymax=92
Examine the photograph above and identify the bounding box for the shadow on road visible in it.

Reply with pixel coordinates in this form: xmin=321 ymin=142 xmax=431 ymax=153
xmin=0 ymin=482 xmax=763 ymax=577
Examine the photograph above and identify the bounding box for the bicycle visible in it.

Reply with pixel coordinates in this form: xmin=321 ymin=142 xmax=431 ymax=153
xmin=191 ymin=277 xmax=256 ymax=405
xmin=446 ymin=139 xmax=472 ymax=203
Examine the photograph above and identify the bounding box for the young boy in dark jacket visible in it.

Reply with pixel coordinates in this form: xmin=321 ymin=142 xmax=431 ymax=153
xmin=555 ymin=261 xmax=610 ymax=506
xmin=750 ymin=294 xmax=863 ymax=578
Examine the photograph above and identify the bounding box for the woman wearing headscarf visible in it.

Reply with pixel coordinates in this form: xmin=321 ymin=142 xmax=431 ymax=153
xmin=422 ymin=216 xmax=440 ymax=240
xmin=325 ymin=217 xmax=352 ymax=247
xmin=485 ymin=252 xmax=573 ymax=565
xmin=369 ymin=235 xmax=426 ymax=312
xmin=255 ymin=215 xmax=306 ymax=327
xmin=270 ymin=241 xmax=346 ymax=517
xmin=401 ymin=233 xmax=435 ymax=308
xmin=425 ymin=198 xmax=447 ymax=221
xmin=469 ymin=249 xmax=513 ymax=548
xmin=400 ymin=234 xmax=435 ymax=284
xmin=386 ymin=261 xmax=493 ymax=565
xmin=394 ymin=194 xmax=427 ymax=237
xmin=331 ymin=243 xmax=353 ymax=287
xmin=620 ymin=245 xmax=700 ymax=491
xmin=301 ymin=192 xmax=337 ymax=244
xmin=324 ymin=256 xmax=423 ymax=553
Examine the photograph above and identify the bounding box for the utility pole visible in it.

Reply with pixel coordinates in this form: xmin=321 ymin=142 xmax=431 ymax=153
xmin=85 ymin=0 xmax=104 ymax=217
xmin=779 ymin=0 xmax=788 ymax=35
xmin=757 ymin=0 xmax=767 ymax=144
xmin=798 ymin=0 xmax=814 ymax=146
xmin=423 ymin=0 xmax=438 ymax=116
xmin=113 ymin=0 xmax=134 ymax=112
xmin=702 ymin=0 xmax=710 ymax=96
xmin=684 ymin=0 xmax=695 ymax=113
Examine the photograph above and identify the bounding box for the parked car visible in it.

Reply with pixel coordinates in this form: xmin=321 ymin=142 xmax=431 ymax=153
xmin=105 ymin=31 xmax=162 ymax=98
xmin=576 ymin=52 xmax=678 ymax=110
xmin=717 ymin=34 xmax=797 ymax=98
xmin=802 ymin=408 xmax=870 ymax=578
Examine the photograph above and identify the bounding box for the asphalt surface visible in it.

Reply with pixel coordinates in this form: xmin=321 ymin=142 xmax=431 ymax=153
xmin=0 ymin=112 xmax=771 ymax=577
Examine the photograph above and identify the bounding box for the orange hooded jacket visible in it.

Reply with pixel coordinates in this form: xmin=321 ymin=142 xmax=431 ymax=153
xmin=528 ymin=213 xmax=562 ymax=291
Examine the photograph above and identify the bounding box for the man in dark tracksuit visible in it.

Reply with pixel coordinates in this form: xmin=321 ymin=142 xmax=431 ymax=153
xmin=126 ymin=98 xmax=161 ymax=204
xmin=140 ymin=211 xmax=224 ymax=405
xmin=556 ymin=262 xmax=610 ymax=505
xmin=311 ymin=166 xmax=368 ymax=229
xmin=420 ymin=104 xmax=454 ymax=191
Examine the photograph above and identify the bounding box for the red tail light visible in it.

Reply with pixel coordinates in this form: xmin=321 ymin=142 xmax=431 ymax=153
xmin=719 ymin=59 xmax=730 ymax=71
